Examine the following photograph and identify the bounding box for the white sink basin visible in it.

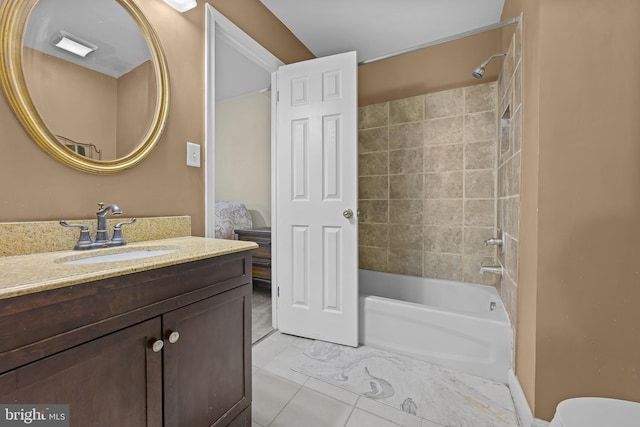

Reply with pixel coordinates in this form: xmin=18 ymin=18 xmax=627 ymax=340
xmin=63 ymin=248 xmax=178 ymax=265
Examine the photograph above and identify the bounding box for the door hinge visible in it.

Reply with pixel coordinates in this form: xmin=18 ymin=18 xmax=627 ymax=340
xmin=277 ymin=286 xmax=280 ymax=297
xmin=277 ymin=91 xmax=280 ymax=102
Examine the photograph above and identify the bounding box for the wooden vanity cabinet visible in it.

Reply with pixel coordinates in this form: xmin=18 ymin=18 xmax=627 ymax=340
xmin=0 ymin=251 xmax=253 ymax=427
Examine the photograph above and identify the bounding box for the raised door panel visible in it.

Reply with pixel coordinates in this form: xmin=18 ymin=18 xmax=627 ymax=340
xmin=163 ymin=284 xmax=251 ymax=427
xmin=0 ymin=318 xmax=163 ymax=427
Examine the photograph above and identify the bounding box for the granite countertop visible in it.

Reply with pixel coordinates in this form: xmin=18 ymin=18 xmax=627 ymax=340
xmin=0 ymin=236 xmax=258 ymax=300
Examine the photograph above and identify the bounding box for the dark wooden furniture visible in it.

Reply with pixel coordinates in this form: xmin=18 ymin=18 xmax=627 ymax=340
xmin=235 ymin=227 xmax=271 ymax=287
xmin=0 ymin=251 xmax=253 ymax=427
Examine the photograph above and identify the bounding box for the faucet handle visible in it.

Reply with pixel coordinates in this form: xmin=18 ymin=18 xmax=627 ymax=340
xmin=97 ymin=202 xmax=104 ymax=210
xmin=111 ymin=218 xmax=137 ymax=245
xmin=60 ymin=220 xmax=88 ymax=231
xmin=114 ymin=218 xmax=137 ymax=229
xmin=60 ymin=220 xmax=93 ymax=249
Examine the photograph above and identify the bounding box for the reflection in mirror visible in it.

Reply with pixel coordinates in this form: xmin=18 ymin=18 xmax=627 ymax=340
xmin=22 ymin=0 xmax=156 ymax=161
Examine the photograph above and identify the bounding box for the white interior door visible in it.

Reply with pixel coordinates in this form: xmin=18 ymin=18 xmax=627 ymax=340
xmin=274 ymin=51 xmax=358 ymax=347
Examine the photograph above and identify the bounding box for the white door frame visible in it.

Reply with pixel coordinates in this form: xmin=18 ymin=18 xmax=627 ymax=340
xmin=204 ymin=5 xmax=283 ymax=327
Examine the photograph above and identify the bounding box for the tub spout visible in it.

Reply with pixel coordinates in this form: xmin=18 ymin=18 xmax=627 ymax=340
xmin=484 ymin=237 xmax=503 ymax=246
xmin=480 ymin=265 xmax=502 ymax=275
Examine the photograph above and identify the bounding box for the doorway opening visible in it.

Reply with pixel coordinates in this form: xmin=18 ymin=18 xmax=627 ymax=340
xmin=205 ymin=6 xmax=283 ymax=344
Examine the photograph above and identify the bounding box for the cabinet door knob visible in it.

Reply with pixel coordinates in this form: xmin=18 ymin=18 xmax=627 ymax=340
xmin=168 ymin=331 xmax=180 ymax=344
xmin=151 ymin=339 xmax=164 ymax=353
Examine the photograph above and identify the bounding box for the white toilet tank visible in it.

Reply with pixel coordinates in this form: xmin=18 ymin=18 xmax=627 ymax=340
xmin=550 ymin=397 xmax=640 ymax=427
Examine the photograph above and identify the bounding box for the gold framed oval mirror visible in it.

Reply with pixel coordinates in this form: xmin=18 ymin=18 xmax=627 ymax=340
xmin=0 ymin=0 xmax=170 ymax=174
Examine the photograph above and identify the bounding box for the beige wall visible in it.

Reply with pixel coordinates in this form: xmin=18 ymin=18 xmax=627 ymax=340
xmin=358 ymin=29 xmax=503 ymax=106
xmin=22 ymin=47 xmax=118 ymax=159
xmin=117 ymin=60 xmax=156 ymax=157
xmin=215 ymin=91 xmax=271 ymax=227
xmin=0 ymin=0 xmax=311 ymax=235
xmin=513 ymin=0 xmax=640 ymax=421
xmin=357 ymin=83 xmax=499 ymax=284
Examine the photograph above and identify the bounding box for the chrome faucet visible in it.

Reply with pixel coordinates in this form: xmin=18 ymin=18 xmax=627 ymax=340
xmin=479 ymin=265 xmax=503 ymax=276
xmin=60 ymin=202 xmax=136 ymax=250
xmin=95 ymin=203 xmax=122 ymax=243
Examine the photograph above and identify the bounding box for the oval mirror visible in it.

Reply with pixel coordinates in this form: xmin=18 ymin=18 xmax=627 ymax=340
xmin=0 ymin=0 xmax=169 ymax=174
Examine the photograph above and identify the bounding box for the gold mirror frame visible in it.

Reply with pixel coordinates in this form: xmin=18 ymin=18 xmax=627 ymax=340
xmin=0 ymin=0 xmax=170 ymax=174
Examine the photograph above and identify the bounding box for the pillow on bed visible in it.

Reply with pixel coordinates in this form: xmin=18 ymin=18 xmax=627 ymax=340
xmin=214 ymin=201 xmax=253 ymax=239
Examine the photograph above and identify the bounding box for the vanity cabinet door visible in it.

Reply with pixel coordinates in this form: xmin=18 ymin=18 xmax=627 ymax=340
xmin=163 ymin=284 xmax=251 ymax=427
xmin=0 ymin=318 xmax=163 ymax=427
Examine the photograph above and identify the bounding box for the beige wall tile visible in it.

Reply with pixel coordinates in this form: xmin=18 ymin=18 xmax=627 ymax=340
xmin=423 ymin=252 xmax=462 ymax=281
xmin=389 ymin=225 xmax=423 ymax=250
xmin=359 ymin=176 xmax=388 ymax=200
xmin=508 ymin=153 xmax=521 ymax=197
xmin=465 ymin=141 xmax=496 ymax=170
xmin=512 ymin=107 xmax=522 ymax=154
xmin=389 ymin=123 xmax=423 ymax=149
xmin=464 ymin=199 xmax=494 ymax=227
xmin=358 ymin=200 xmax=388 ymax=224
xmin=356 ymin=83 xmax=501 ymax=286
xmin=424 ymin=144 xmax=463 ymax=172
xmin=464 ymin=83 xmax=496 ymax=113
xmin=389 ymin=95 xmax=424 ymax=124
xmin=464 ymin=111 xmax=497 ymax=142
xmin=424 ymin=199 xmax=463 ymax=226
xmin=389 ymin=174 xmax=423 ymax=199
xmin=424 ymin=116 xmax=464 ymax=146
xmin=504 ymin=235 xmax=519 ymax=280
xmin=465 ymin=169 xmax=496 ymax=199
xmin=423 ymin=226 xmax=462 ymax=253
xmin=359 ymin=152 xmax=388 ymax=176
xmin=463 ymin=227 xmax=495 ymax=257
xmin=497 ymin=274 xmax=517 ymax=326
xmin=506 ymin=196 xmax=520 ymax=240
xmin=389 ymin=148 xmax=423 ymax=174
xmin=359 ymin=128 xmax=388 ymax=153
xmin=500 ymin=112 xmax=511 ymax=157
xmin=359 ymin=246 xmax=388 ymax=272
xmin=424 ymin=171 xmax=463 ymax=199
xmin=359 ymin=103 xmax=388 ymax=129
xmin=463 ymin=255 xmax=497 ymax=286
xmin=388 ymin=250 xmax=423 ymax=276
xmin=359 ymin=223 xmax=388 ymax=248
xmin=513 ymin=62 xmax=522 ymax=111
xmin=497 ymin=163 xmax=507 ymax=198
xmin=425 ymin=88 xmax=464 ymax=119
xmin=389 ymin=200 xmax=423 ymax=225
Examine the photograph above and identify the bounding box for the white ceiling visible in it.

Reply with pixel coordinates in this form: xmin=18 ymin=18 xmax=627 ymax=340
xmin=260 ymin=0 xmax=505 ymax=63
xmin=24 ymin=0 xmax=150 ymax=78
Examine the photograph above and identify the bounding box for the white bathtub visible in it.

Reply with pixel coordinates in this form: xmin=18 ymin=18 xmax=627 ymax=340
xmin=358 ymin=269 xmax=513 ymax=383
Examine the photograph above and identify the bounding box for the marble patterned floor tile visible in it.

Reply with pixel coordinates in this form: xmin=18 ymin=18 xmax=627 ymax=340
xmin=270 ymin=388 xmax=353 ymax=427
xmin=293 ymin=341 xmax=518 ymax=427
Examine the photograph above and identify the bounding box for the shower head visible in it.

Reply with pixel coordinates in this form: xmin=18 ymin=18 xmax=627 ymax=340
xmin=472 ymin=52 xmax=507 ymax=79
xmin=472 ymin=66 xmax=486 ymax=79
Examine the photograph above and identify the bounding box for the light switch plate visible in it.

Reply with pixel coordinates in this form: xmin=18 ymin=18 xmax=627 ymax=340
xmin=186 ymin=142 xmax=200 ymax=167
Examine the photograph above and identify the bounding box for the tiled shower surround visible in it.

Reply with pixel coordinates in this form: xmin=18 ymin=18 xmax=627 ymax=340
xmin=496 ymin=21 xmax=523 ymax=326
xmin=358 ymin=82 xmax=499 ymax=286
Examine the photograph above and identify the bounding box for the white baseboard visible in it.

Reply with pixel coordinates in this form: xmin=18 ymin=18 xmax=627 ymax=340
xmin=508 ymin=369 xmax=550 ymax=427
